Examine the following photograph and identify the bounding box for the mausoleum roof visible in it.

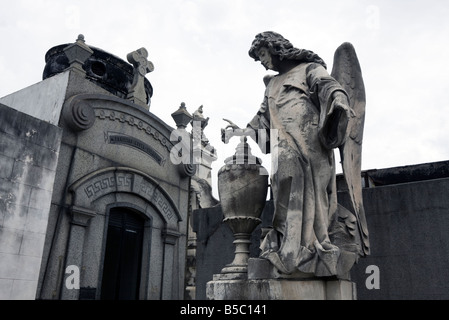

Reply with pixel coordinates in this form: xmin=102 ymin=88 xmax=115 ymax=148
xmin=43 ymin=43 xmax=153 ymax=104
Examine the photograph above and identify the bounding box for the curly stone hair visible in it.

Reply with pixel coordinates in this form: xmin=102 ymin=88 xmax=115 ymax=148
xmin=248 ymin=31 xmax=327 ymax=69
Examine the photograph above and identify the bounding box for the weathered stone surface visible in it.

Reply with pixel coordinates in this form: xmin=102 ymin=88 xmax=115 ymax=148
xmin=248 ymin=258 xmax=316 ymax=280
xmin=350 ymin=174 xmax=449 ymax=300
xmin=0 ymin=104 xmax=62 ymax=300
xmin=206 ymin=278 xmax=355 ymax=300
xmin=0 ymin=72 xmax=69 ymax=125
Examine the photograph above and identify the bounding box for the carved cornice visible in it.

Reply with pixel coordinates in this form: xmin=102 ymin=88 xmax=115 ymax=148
xmin=70 ymin=205 xmax=97 ymax=227
xmin=162 ymin=228 xmax=182 ymax=245
xmin=97 ymin=108 xmax=172 ymax=153
xmin=62 ymin=93 xmax=174 ymax=152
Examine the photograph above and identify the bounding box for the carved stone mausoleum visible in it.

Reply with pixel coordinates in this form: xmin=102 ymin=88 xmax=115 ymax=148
xmin=0 ymin=35 xmax=199 ymax=300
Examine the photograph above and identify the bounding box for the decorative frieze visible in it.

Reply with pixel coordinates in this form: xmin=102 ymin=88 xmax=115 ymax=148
xmin=97 ymin=108 xmax=172 ymax=153
xmin=83 ymin=173 xmax=132 ymax=199
xmin=70 ymin=168 xmax=181 ymax=224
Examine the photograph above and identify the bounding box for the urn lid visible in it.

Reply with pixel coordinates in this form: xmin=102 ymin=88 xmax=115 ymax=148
xmin=224 ymin=136 xmax=262 ymax=165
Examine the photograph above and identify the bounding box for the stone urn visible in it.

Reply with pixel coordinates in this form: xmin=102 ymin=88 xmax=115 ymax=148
xmin=217 ymin=137 xmax=268 ymax=277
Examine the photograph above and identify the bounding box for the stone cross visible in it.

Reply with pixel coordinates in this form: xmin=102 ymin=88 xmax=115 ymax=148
xmin=126 ymin=48 xmax=154 ymax=108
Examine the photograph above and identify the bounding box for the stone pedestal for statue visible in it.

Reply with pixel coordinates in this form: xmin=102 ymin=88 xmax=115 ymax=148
xmin=207 ymin=258 xmax=356 ymax=300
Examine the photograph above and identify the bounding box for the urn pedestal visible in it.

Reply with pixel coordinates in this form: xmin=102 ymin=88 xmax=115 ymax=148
xmin=216 ymin=137 xmax=268 ymax=279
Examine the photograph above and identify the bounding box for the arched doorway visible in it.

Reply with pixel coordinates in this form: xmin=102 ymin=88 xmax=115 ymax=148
xmin=62 ymin=167 xmax=184 ymax=300
xmin=100 ymin=208 xmax=145 ymax=300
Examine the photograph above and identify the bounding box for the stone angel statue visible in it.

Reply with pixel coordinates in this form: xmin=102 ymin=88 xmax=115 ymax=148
xmin=221 ymin=31 xmax=369 ymax=277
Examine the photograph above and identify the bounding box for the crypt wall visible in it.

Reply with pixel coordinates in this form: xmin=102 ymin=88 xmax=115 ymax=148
xmin=0 ymin=104 xmax=62 ymax=300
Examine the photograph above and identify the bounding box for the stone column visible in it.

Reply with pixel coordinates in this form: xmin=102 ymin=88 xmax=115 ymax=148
xmin=60 ymin=206 xmax=96 ymax=300
xmin=161 ymin=229 xmax=181 ymax=300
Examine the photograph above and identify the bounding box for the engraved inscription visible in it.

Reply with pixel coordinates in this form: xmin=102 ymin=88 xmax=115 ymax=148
xmin=105 ymin=131 xmax=165 ymax=166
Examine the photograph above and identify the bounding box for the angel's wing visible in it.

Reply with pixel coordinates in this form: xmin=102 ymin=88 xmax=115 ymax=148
xmin=331 ymin=42 xmax=370 ymax=256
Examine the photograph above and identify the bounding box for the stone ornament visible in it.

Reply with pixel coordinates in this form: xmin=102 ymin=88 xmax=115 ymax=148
xmin=63 ymin=99 xmax=95 ymax=131
xmin=127 ymin=48 xmax=154 ymax=108
xmin=217 ymin=137 xmax=268 ymax=278
xmin=221 ymin=31 xmax=369 ymax=278
xmin=63 ymin=34 xmax=94 ymax=74
xmin=171 ymin=102 xmax=193 ymax=130
xmin=192 ymin=105 xmax=210 ymax=146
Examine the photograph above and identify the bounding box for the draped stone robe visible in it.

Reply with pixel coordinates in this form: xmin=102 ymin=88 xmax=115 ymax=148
xmin=248 ymin=62 xmax=350 ymax=276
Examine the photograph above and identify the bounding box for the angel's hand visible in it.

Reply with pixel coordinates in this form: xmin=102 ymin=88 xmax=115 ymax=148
xmin=221 ymin=119 xmax=243 ymax=144
xmin=223 ymin=118 xmax=241 ymax=130
xmin=329 ymin=94 xmax=356 ymax=118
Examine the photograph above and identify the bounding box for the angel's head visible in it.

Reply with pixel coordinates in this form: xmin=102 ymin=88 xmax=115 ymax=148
xmin=249 ymin=31 xmax=327 ymax=69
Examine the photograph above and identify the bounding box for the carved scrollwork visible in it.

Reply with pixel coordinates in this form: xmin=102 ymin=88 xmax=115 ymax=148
xmin=179 ymin=163 xmax=197 ymax=178
xmin=63 ymin=99 xmax=95 ymax=131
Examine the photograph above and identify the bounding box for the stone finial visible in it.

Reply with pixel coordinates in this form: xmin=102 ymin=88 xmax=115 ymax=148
xmin=224 ymin=136 xmax=261 ymax=166
xmin=171 ymin=102 xmax=193 ymax=130
xmin=63 ymin=34 xmax=94 ymax=74
xmin=193 ymin=105 xmax=210 ymax=130
xmin=126 ymin=47 xmax=154 ymax=108
xmin=192 ymin=105 xmax=210 ymax=146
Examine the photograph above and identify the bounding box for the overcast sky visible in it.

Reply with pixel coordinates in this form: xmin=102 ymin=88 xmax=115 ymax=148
xmin=1 ymin=0 xmax=449 ymax=196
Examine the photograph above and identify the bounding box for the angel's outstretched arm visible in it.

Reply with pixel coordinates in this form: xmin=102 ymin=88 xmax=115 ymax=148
xmin=221 ymin=119 xmax=254 ymax=144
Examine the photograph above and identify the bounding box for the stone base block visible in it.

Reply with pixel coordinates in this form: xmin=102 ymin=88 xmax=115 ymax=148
xmin=248 ymin=257 xmax=351 ymax=280
xmin=206 ymin=278 xmax=356 ymax=300
xmin=248 ymin=258 xmax=316 ymax=280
